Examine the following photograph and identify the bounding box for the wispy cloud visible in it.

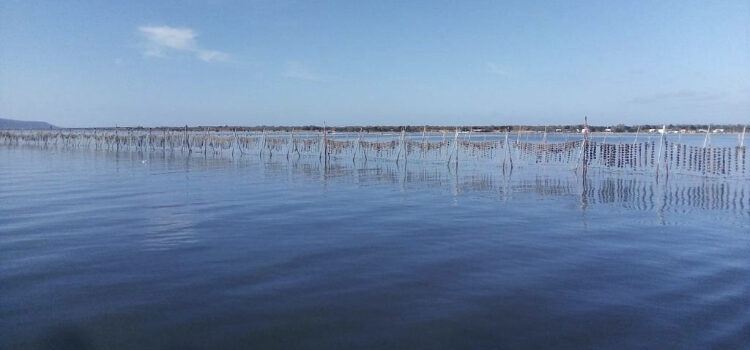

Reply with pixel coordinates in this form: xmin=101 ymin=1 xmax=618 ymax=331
xmin=628 ymin=69 xmax=646 ymax=75
xmin=487 ymin=62 xmax=510 ymax=77
xmin=629 ymin=89 xmax=726 ymax=104
xmin=284 ymin=61 xmax=329 ymax=82
xmin=138 ymin=25 xmax=228 ymax=62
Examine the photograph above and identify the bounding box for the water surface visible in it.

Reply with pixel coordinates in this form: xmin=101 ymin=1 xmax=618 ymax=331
xmin=1 ymin=147 xmax=749 ymax=349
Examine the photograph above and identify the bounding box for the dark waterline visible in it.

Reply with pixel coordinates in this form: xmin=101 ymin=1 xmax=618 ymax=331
xmin=1 ymin=147 xmax=749 ymax=349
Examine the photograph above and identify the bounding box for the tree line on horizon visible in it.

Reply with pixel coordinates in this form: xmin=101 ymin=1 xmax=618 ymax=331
xmin=80 ymin=123 xmax=748 ymax=133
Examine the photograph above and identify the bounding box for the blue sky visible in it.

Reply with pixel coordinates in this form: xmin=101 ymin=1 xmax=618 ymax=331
xmin=1 ymin=0 xmax=748 ymax=127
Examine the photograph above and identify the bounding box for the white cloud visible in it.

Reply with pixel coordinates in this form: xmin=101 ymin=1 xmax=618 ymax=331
xmin=196 ymin=50 xmax=228 ymax=62
xmin=138 ymin=25 xmax=228 ymax=62
xmin=284 ymin=61 xmax=328 ymax=81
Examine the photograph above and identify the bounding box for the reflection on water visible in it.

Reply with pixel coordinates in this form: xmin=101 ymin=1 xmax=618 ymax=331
xmin=214 ymin=153 xmax=750 ymax=219
xmin=2 ymin=146 xmax=749 ymax=349
xmin=27 ymin=146 xmax=750 ymax=220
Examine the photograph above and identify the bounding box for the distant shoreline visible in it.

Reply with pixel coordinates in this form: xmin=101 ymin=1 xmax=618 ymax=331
xmin=2 ymin=115 xmax=746 ymax=133
xmin=46 ymin=124 xmax=747 ymax=134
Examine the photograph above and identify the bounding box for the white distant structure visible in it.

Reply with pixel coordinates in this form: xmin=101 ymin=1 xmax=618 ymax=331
xmin=580 ymin=116 xmax=590 ymax=135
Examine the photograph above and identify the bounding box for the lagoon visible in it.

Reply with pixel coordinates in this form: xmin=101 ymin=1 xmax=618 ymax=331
xmin=1 ymin=145 xmax=749 ymax=349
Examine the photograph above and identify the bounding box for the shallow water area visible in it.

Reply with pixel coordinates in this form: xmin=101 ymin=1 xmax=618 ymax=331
xmin=1 ymin=146 xmax=749 ymax=349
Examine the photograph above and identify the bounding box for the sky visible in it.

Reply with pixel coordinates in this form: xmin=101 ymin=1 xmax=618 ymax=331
xmin=1 ymin=0 xmax=748 ymax=127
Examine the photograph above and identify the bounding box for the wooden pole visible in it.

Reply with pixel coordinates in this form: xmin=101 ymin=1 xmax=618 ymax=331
xmin=740 ymin=125 xmax=746 ymax=148
xmin=656 ymin=124 xmax=665 ymax=180
xmin=186 ymin=125 xmax=191 ymax=153
xmin=703 ymin=125 xmax=711 ymax=148
xmin=453 ymin=127 xmax=459 ymax=167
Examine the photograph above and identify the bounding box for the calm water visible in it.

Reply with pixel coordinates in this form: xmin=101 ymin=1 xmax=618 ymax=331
xmin=1 ymin=146 xmax=749 ymax=349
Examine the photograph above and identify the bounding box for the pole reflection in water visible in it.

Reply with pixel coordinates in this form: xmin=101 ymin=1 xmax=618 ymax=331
xmin=2 ymin=146 xmax=750 ymax=349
